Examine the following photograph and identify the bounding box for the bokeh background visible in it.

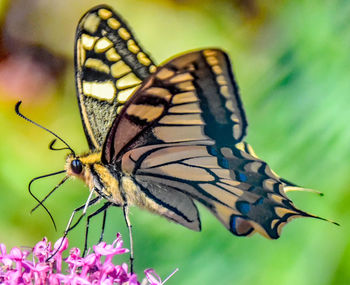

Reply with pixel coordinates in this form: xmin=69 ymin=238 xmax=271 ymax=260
xmin=0 ymin=0 xmax=349 ymax=284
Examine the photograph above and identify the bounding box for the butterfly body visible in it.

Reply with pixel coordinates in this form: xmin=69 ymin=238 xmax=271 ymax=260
xmin=67 ymin=5 xmax=317 ymax=241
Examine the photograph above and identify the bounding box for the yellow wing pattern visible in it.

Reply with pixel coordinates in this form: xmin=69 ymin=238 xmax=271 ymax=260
xmin=75 ymin=5 xmax=156 ymax=150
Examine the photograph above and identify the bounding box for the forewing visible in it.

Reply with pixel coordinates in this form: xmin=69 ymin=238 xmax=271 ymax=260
xmin=75 ymin=5 xmax=156 ymax=150
xmin=103 ymin=49 xmax=247 ymax=162
xmin=103 ymin=49 xmax=311 ymax=238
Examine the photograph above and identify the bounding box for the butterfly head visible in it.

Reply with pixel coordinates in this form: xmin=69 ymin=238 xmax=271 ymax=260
xmin=65 ymin=154 xmax=83 ymax=178
xmin=65 ymin=150 xmax=125 ymax=205
xmin=65 ymin=152 xmax=101 ymax=187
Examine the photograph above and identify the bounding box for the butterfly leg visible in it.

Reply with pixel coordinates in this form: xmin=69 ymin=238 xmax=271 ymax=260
xmin=47 ymin=194 xmax=101 ymax=261
xmin=123 ymin=203 xmax=134 ymax=273
xmin=66 ymin=193 xmax=101 ymax=233
xmin=99 ymin=203 xmax=109 ymax=243
xmin=83 ymin=202 xmax=112 ymax=256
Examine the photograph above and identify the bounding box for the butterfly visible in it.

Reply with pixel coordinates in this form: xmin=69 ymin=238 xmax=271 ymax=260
xmin=65 ymin=4 xmax=325 ymax=241
xmin=16 ymin=4 xmax=324 ymax=264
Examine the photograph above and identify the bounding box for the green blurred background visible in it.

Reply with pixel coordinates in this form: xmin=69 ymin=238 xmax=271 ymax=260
xmin=0 ymin=0 xmax=349 ymax=284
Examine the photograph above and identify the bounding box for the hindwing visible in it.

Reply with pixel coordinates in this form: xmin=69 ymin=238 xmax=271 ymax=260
xmin=75 ymin=5 xmax=156 ymax=150
xmin=102 ymin=49 xmax=311 ymax=238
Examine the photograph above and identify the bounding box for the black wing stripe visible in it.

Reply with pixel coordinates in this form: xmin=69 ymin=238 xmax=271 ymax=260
xmin=134 ymin=178 xmax=202 ymax=231
xmin=136 ymin=172 xmax=232 ymax=208
xmin=138 ymin=184 xmax=193 ymax=222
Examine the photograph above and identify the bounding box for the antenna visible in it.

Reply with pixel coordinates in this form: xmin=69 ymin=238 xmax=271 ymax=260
xmin=15 ymin=101 xmax=76 ymax=156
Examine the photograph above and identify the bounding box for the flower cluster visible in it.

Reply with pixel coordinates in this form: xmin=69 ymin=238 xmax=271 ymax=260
xmin=0 ymin=234 xmax=176 ymax=284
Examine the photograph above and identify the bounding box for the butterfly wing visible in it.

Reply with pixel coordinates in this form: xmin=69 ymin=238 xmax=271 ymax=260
xmin=103 ymin=49 xmax=247 ymax=162
xmin=132 ymin=179 xmax=201 ymax=231
xmin=103 ymin=49 xmax=311 ymax=238
xmin=75 ymin=5 xmax=156 ymax=150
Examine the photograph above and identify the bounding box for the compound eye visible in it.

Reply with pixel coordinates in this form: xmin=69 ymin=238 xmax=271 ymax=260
xmin=71 ymin=159 xmax=83 ymax=174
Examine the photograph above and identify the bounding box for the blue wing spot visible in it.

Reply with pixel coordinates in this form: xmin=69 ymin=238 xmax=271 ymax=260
xmin=219 ymin=157 xmax=229 ymax=168
xmin=236 ymin=201 xmax=251 ymax=215
xmin=238 ymin=173 xmax=247 ymax=182
xmin=255 ymin=197 xmax=264 ymax=205
xmin=207 ymin=146 xmax=218 ymax=156
xmin=230 ymin=215 xmax=254 ymax=236
xmin=230 ymin=215 xmax=238 ymax=233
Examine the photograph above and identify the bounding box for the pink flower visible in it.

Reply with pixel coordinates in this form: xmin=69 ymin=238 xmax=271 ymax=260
xmin=0 ymin=234 xmax=176 ymax=284
xmin=33 ymin=237 xmax=51 ymax=262
xmin=93 ymin=233 xmax=128 ymax=262
xmin=144 ymin=268 xmax=179 ymax=285
xmin=53 ymin=237 xmax=69 ymax=272
xmin=0 ymin=243 xmax=12 ymax=268
xmin=113 ymin=264 xmax=129 ymax=283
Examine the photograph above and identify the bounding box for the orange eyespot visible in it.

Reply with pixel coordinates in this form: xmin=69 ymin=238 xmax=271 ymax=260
xmin=71 ymin=159 xmax=83 ymax=174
